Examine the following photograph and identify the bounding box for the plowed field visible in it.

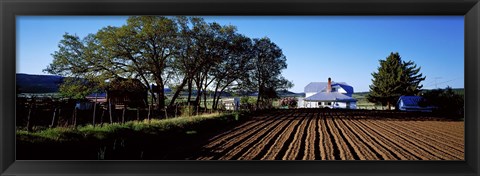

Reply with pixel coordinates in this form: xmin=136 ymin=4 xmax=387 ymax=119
xmin=192 ymin=109 xmax=464 ymax=160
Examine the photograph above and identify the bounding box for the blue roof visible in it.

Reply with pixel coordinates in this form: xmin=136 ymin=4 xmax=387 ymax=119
xmin=86 ymin=92 xmax=107 ymax=98
xmin=304 ymin=82 xmax=353 ymax=94
xmin=331 ymin=83 xmax=354 ymax=94
xmin=398 ymin=96 xmax=424 ymax=106
xmin=304 ymin=92 xmax=357 ymax=102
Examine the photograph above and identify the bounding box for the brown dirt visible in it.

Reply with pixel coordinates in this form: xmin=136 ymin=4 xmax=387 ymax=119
xmin=192 ymin=109 xmax=464 ymax=160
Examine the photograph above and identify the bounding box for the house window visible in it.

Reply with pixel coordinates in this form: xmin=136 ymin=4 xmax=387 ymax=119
xmin=327 ymin=102 xmax=332 ymax=105
xmin=332 ymin=88 xmax=336 ymax=92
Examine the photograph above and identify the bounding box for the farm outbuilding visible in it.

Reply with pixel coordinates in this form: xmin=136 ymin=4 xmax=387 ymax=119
xmin=303 ymin=78 xmax=357 ymax=109
xmin=106 ymin=78 xmax=148 ymax=109
xmin=396 ymin=95 xmax=436 ymax=112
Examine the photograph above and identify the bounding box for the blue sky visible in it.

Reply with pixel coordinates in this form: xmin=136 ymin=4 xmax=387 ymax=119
xmin=17 ymin=16 xmax=464 ymax=93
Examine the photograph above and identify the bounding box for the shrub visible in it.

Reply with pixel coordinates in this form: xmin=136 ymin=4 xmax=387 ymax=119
xmin=279 ymin=97 xmax=298 ymax=109
xmin=180 ymin=105 xmax=194 ymax=117
xmin=422 ymin=87 xmax=464 ymax=117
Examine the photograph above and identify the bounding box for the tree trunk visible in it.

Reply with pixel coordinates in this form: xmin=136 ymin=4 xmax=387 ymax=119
xmin=256 ymin=89 xmax=261 ymax=110
xmin=215 ymin=84 xmax=230 ymax=110
xmin=203 ymin=91 xmax=208 ymax=112
xmin=157 ymin=87 xmax=165 ymax=118
xmin=109 ymin=102 xmax=113 ymax=124
xmin=92 ymin=93 xmax=98 ymax=127
xmin=168 ymin=78 xmax=188 ymax=107
xmin=187 ymin=79 xmax=193 ymax=102
xmin=147 ymin=104 xmax=151 ymax=121
xmin=100 ymin=109 xmax=104 ymax=125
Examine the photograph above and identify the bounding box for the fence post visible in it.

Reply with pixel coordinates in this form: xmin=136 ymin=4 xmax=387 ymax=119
xmin=50 ymin=107 xmax=57 ymax=128
xmin=72 ymin=106 xmax=77 ymax=127
xmin=122 ymin=105 xmax=126 ymax=124
xmin=137 ymin=108 xmax=140 ymax=121
xmin=165 ymin=106 xmax=168 ymax=119
xmin=26 ymin=98 xmax=34 ymax=132
xmin=147 ymin=104 xmax=151 ymax=121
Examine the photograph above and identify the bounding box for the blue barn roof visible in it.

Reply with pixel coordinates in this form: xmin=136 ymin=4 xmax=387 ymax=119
xmin=398 ymin=96 xmax=424 ymax=106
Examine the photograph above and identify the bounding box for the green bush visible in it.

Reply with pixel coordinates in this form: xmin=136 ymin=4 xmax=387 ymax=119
xmin=422 ymin=87 xmax=464 ymax=116
xmin=16 ymin=112 xmax=232 ymax=142
xmin=180 ymin=105 xmax=194 ymax=117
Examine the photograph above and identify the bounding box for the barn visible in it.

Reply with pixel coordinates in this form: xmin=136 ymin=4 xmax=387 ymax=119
xmin=106 ymin=78 xmax=148 ymax=109
xmin=396 ymin=95 xmax=436 ymax=112
xmin=303 ymin=78 xmax=357 ymax=109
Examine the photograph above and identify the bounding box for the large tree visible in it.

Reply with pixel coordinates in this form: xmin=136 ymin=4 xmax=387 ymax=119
xmin=46 ymin=16 xmax=178 ymax=115
xmin=46 ymin=16 xmax=292 ymax=116
xmin=243 ymin=37 xmax=293 ymax=109
xmin=367 ymin=52 xmax=426 ymax=110
xmin=209 ymin=30 xmax=254 ymax=110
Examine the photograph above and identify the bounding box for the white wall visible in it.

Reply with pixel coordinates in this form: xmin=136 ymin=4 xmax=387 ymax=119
xmin=297 ymin=97 xmax=305 ymax=108
xmin=334 ymin=102 xmax=357 ymax=109
xmin=223 ymin=97 xmax=240 ymax=110
xmin=303 ymin=101 xmax=357 ymax=109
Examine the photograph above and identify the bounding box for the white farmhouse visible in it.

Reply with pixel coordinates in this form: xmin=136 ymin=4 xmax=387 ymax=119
xmin=303 ymin=78 xmax=357 ymax=109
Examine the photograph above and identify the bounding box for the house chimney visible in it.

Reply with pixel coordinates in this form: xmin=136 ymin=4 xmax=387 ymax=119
xmin=327 ymin=77 xmax=332 ymax=93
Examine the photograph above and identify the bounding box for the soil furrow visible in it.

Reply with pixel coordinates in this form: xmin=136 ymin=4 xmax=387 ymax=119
xmin=403 ymin=121 xmax=464 ymax=144
xmin=303 ymin=112 xmax=318 ymax=160
xmin=353 ymin=118 xmax=421 ymax=160
xmin=283 ymin=114 xmax=310 ymax=160
xmin=325 ymin=116 xmax=353 ymax=160
xmin=193 ymin=109 xmax=464 ymax=161
xmin=219 ymin=113 xmax=292 ymax=160
xmin=197 ymin=113 xmax=287 ymax=160
xmin=275 ymin=114 xmax=306 ymax=160
xmin=376 ymin=120 xmax=463 ymax=160
xmin=320 ymin=114 xmax=336 ymax=160
xmin=238 ymin=113 xmax=300 ymax=160
xmin=365 ymin=119 xmax=440 ymax=160
xmin=260 ymin=113 xmax=303 ymax=160
xmin=203 ymin=113 xmax=279 ymax=149
xmin=336 ymin=117 xmax=383 ymax=160
xmin=342 ymin=117 xmax=397 ymax=160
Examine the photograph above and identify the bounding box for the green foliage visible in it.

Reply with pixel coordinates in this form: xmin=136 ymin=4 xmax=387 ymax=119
xmin=368 ymin=52 xmax=426 ymax=109
xmin=242 ymin=37 xmax=293 ymax=109
xmin=45 ymin=16 xmax=291 ymax=112
xmin=240 ymin=96 xmax=256 ymax=105
xmin=180 ymin=105 xmax=194 ymax=117
xmin=422 ymin=87 xmax=464 ymax=116
xmin=17 ymin=112 xmax=234 ymax=142
xmin=58 ymin=77 xmax=97 ymax=99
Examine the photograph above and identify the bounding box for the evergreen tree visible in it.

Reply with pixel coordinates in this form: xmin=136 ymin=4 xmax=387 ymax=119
xmin=368 ymin=52 xmax=426 ymax=110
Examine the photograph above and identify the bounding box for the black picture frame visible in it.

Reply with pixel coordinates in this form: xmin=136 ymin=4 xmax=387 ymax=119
xmin=1 ymin=0 xmax=479 ymax=175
